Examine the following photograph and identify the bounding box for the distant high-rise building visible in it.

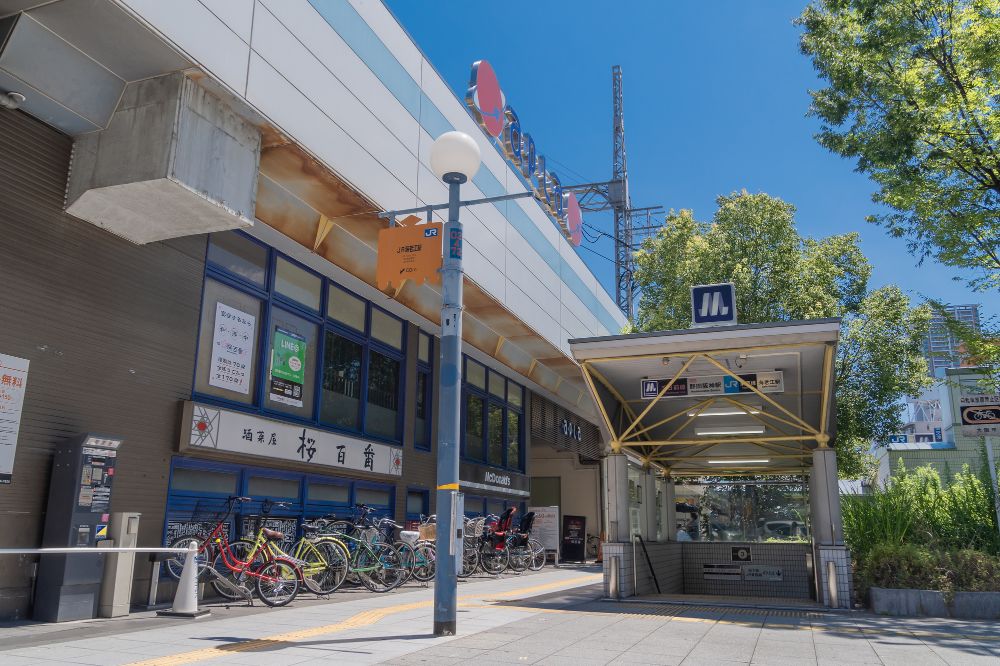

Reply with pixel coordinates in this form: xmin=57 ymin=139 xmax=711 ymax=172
xmin=924 ymin=304 xmax=981 ymax=377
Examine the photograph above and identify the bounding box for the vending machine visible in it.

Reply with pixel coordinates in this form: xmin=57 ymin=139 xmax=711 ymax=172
xmin=33 ymin=434 xmax=124 ymax=622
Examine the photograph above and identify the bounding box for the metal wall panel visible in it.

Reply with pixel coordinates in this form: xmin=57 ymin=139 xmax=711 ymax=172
xmin=0 ymin=109 xmax=206 ymax=620
xmin=529 ymin=393 xmax=603 ymax=462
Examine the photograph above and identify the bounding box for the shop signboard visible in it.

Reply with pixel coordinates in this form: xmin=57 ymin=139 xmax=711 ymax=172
xmin=183 ymin=402 xmax=403 ymax=476
xmin=703 ymin=564 xmax=742 ymax=581
xmin=464 ymin=60 xmax=583 ymax=246
xmin=959 ymin=393 xmax=1000 ymax=437
xmin=209 ymin=303 xmax=255 ymax=395
xmin=529 ymin=505 xmax=559 ymax=556
xmin=562 ymin=514 xmax=586 ymax=562
xmin=743 ymin=565 xmax=782 ymax=582
xmin=268 ymin=328 xmax=306 ymax=408
xmin=0 ymin=352 xmax=28 ymax=484
xmin=640 ymin=371 xmax=784 ymax=400
xmin=459 ymin=461 xmax=530 ymax=497
xmin=376 ymin=217 xmax=443 ymax=291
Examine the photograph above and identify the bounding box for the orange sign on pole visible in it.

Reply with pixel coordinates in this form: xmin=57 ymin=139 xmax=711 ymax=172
xmin=376 ymin=216 xmax=443 ymax=291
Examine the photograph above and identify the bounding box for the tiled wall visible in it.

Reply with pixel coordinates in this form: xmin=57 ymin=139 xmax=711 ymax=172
xmin=635 ymin=542 xmax=683 ymax=595
xmin=682 ymin=543 xmax=812 ymax=599
xmin=817 ymin=545 xmax=852 ymax=609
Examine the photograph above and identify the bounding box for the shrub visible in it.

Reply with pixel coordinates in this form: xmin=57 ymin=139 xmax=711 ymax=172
xmin=854 ymin=542 xmax=1000 ymax=600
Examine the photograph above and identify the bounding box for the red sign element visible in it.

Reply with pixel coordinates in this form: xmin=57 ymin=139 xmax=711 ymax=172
xmin=466 ymin=60 xmax=505 ymax=138
xmin=566 ymin=192 xmax=583 ymax=246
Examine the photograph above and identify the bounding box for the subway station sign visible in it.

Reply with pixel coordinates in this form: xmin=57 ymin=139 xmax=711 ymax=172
xmin=465 ymin=60 xmax=583 ymax=246
xmin=641 ymin=371 xmax=784 ymax=400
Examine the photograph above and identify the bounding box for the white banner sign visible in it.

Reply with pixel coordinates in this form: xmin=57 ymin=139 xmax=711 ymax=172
xmin=529 ymin=506 xmax=560 ymax=554
xmin=209 ymin=303 xmax=256 ymax=395
xmin=185 ymin=403 xmax=402 ymax=476
xmin=0 ymin=353 xmax=29 ymax=484
xmin=641 ymin=370 xmax=784 ymax=400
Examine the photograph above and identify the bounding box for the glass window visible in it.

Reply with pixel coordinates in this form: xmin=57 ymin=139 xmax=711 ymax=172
xmin=465 ymin=394 xmax=485 ymax=460
xmin=508 ymin=383 xmax=523 ymax=408
xmin=194 ymin=279 xmax=263 ymax=405
xmin=171 ymin=467 xmax=238 ymax=494
xmin=207 ymin=232 xmax=267 ymax=287
xmin=275 ymin=257 xmax=321 ymax=310
xmin=466 ymin=359 xmax=486 ymax=390
xmin=488 ymin=370 xmax=505 ymax=399
xmin=415 ymin=371 xmax=430 ymax=450
xmin=507 ymin=410 xmax=521 ymax=470
xmin=308 ymin=482 xmax=349 ymax=503
xmin=365 ymin=349 xmax=401 ymax=440
xmin=487 ymin=499 xmax=504 ymax=517
xmin=356 ymin=487 xmax=391 ymax=507
xmin=371 ymin=308 xmax=403 ymax=349
xmin=406 ymin=490 xmax=427 ymax=516
xmin=321 ymin=332 xmax=363 ymax=430
xmin=264 ymin=309 xmax=318 ymax=417
xmin=488 ymin=404 xmax=504 ymax=466
xmin=418 ymin=333 xmax=431 ymax=364
xmin=247 ymin=476 xmax=300 ymax=498
xmin=328 ymin=286 xmax=365 ymax=331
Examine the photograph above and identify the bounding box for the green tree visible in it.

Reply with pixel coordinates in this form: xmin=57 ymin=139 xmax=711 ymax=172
xmin=633 ymin=191 xmax=932 ymax=478
xmin=798 ymin=0 xmax=1000 ymax=292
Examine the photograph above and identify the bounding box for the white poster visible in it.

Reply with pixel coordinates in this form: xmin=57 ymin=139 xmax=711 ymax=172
xmin=0 ymin=353 xmax=29 ymax=484
xmin=209 ymin=303 xmax=256 ymax=395
xmin=185 ymin=403 xmax=403 ymax=476
xmin=529 ymin=506 xmax=560 ymax=553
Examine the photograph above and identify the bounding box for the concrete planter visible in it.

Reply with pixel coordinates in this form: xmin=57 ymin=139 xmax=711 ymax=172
xmin=870 ymin=587 xmax=1000 ymax=619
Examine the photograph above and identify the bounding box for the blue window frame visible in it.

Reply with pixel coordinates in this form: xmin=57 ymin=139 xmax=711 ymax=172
xmin=405 ymin=487 xmax=430 ymax=522
xmin=414 ymin=332 xmax=433 ymax=451
xmin=194 ymin=232 xmax=406 ymax=445
xmin=461 ymin=356 xmax=524 ymax=472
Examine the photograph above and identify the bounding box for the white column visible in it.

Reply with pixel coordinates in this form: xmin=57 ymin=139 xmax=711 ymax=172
xmin=643 ymin=470 xmax=657 ymax=541
xmin=663 ymin=478 xmax=677 ymax=541
xmin=602 ymin=453 xmax=630 ymax=542
xmin=811 ymin=447 xmax=843 ymax=545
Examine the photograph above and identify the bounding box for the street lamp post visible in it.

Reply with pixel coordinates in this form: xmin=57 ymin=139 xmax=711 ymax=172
xmin=429 ymin=131 xmax=481 ymax=636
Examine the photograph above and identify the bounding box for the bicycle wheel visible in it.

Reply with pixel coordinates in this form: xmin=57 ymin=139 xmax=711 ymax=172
xmin=412 ymin=542 xmax=437 ymax=582
xmin=393 ymin=541 xmax=416 ymax=584
xmin=210 ymin=541 xmax=258 ymax=600
xmin=458 ymin=543 xmax=478 ymax=578
xmin=507 ymin=542 xmax=529 ymax=573
xmin=255 ymin=558 xmax=299 ymax=607
xmin=479 ymin=542 xmax=509 ymax=575
xmin=301 ymin=539 xmax=349 ymax=595
xmin=166 ymin=536 xmax=211 ymax=581
xmin=527 ymin=538 xmax=546 ymax=571
xmin=357 ymin=543 xmax=404 ymax=592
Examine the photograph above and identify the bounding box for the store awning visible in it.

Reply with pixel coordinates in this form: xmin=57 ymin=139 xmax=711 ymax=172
xmin=569 ymin=319 xmax=840 ymax=477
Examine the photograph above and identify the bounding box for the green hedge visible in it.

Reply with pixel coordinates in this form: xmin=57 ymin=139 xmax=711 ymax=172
xmin=855 ymin=542 xmax=1000 ymax=598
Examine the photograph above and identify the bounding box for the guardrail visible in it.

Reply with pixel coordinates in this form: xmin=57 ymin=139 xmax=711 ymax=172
xmin=0 ymin=541 xmax=207 ymax=618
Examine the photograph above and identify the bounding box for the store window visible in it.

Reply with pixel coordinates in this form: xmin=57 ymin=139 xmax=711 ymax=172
xmin=406 ymin=489 xmax=429 ymax=520
xmin=194 ymin=279 xmax=263 ymax=405
xmin=247 ymin=475 xmax=300 ymax=499
xmin=461 ymin=356 xmax=524 ymax=472
xmin=308 ymin=482 xmax=349 ymax=504
xmin=355 ymin=485 xmax=393 ymax=516
xmin=195 ymin=233 xmax=406 ymax=445
xmin=170 ymin=467 xmax=238 ymax=495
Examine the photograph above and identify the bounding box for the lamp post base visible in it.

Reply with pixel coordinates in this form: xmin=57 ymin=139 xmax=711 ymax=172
xmin=434 ymin=620 xmax=457 ymax=636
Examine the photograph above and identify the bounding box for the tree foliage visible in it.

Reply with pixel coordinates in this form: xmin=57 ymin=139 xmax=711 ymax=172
xmin=633 ymin=191 xmax=932 ymax=478
xmin=798 ymin=0 xmax=1000 ymax=291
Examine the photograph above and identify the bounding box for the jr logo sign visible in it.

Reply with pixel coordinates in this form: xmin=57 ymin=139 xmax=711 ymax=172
xmin=691 ymin=283 xmax=737 ymax=327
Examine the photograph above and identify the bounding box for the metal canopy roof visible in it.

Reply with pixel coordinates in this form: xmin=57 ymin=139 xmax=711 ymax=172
xmin=569 ymin=319 xmax=840 ymax=477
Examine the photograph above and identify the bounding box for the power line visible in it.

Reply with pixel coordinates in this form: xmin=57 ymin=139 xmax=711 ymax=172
xmin=579 ymin=244 xmax=615 ymax=263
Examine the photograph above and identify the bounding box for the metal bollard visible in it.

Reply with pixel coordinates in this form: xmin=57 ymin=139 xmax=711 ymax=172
xmin=157 ymin=541 xmax=210 ymax=618
xmin=608 ymin=555 xmax=620 ymax=599
xmin=826 ymin=560 xmax=838 ymax=609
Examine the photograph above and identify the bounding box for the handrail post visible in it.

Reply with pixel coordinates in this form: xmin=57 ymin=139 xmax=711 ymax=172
xmin=157 ymin=541 xmax=210 ymax=618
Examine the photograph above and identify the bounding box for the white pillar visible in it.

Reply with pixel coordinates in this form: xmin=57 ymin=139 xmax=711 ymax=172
xmin=643 ymin=470 xmax=657 ymax=541
xmin=811 ymin=447 xmax=843 ymax=545
xmin=603 ymin=453 xmax=630 ymax=542
xmin=662 ymin=478 xmax=677 ymax=541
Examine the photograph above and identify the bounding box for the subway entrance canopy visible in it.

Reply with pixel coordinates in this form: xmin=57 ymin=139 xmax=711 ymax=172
xmin=570 ymin=318 xmax=853 ymax=608
xmin=571 ymin=319 xmax=840 ymax=476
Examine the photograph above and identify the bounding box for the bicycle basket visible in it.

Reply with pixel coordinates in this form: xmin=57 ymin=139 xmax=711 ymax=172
xmin=190 ymin=498 xmax=231 ymax=523
xmin=418 ymin=522 xmax=436 ymax=541
xmin=468 ymin=517 xmax=486 ymax=537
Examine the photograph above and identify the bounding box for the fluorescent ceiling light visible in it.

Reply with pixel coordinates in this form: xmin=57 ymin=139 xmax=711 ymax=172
xmin=688 ymin=405 xmax=762 ymax=417
xmin=708 ymin=459 xmax=770 ymax=465
xmin=694 ymin=425 xmax=766 ymax=436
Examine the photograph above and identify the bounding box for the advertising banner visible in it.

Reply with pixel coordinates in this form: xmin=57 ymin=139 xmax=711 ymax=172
xmin=183 ymin=402 xmax=403 ymax=476
xmin=0 ymin=353 xmax=29 ymax=484
xmin=209 ymin=303 xmax=255 ymax=395
xmin=528 ymin=506 xmax=559 ymax=555
xmin=640 ymin=371 xmax=784 ymax=400
xmin=269 ymin=328 xmax=306 ymax=408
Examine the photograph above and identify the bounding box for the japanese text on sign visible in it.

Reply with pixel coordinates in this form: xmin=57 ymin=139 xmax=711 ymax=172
xmin=0 ymin=353 xmax=29 ymax=484
xmin=376 ymin=217 xmax=443 ymax=291
xmin=210 ymin=303 xmax=255 ymax=395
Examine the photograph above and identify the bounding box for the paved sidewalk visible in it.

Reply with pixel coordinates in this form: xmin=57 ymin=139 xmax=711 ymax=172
xmin=3 ymin=567 xmax=1000 ymax=665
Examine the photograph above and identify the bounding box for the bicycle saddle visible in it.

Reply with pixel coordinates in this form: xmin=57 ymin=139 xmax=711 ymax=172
xmin=262 ymin=528 xmax=285 ymax=541
xmin=301 ymin=524 xmax=320 ymax=534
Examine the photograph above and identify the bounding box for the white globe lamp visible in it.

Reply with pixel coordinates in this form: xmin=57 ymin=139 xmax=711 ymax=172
xmin=430 ymin=131 xmax=481 ymax=184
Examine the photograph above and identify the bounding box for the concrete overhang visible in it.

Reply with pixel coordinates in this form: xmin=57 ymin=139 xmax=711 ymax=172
xmin=570 ymin=319 xmax=841 ymax=477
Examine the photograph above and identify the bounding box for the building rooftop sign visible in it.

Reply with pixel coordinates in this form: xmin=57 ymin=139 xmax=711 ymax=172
xmin=465 ymin=60 xmax=583 ymax=246
xmin=692 ymin=283 xmax=738 ymax=327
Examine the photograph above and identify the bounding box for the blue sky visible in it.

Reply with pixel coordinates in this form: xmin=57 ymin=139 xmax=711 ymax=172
xmin=385 ymin=0 xmax=996 ymax=321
